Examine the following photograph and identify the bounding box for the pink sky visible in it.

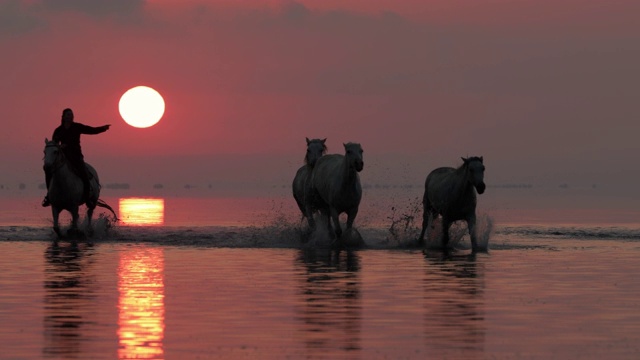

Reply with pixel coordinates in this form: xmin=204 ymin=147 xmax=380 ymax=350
xmin=1 ymin=0 xmax=639 ymax=193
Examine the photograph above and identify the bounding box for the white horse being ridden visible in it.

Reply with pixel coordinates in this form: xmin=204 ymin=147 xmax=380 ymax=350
xmin=43 ymin=138 xmax=117 ymax=238
xmin=292 ymin=138 xmax=327 ymax=228
xmin=309 ymin=142 xmax=364 ymax=241
xmin=418 ymin=156 xmax=486 ymax=251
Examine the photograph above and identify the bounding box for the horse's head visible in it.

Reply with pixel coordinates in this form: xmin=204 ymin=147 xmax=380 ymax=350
xmin=344 ymin=142 xmax=364 ymax=172
xmin=462 ymin=156 xmax=485 ymax=194
xmin=43 ymin=138 xmax=63 ymax=171
xmin=305 ymin=137 xmax=327 ymax=167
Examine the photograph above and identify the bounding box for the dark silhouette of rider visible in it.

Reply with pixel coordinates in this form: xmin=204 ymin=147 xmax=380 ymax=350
xmin=42 ymin=108 xmax=110 ymax=208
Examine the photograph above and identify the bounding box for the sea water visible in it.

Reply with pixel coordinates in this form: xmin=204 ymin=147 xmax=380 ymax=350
xmin=1 ymin=190 xmax=639 ymax=359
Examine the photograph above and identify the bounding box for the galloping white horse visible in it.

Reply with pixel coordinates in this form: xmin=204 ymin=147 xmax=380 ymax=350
xmin=309 ymin=142 xmax=364 ymax=241
xmin=292 ymin=138 xmax=327 ymax=228
xmin=418 ymin=156 xmax=486 ymax=251
xmin=43 ymin=138 xmax=117 ymax=237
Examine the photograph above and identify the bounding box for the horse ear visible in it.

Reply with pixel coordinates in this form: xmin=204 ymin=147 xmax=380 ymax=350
xmin=306 ymin=137 xmax=310 ymax=144
xmin=321 ymin=138 xmax=326 ymax=144
xmin=480 ymin=156 xmax=483 ymax=163
xmin=343 ymin=143 xmax=347 ymax=148
xmin=461 ymin=157 xmax=468 ymax=163
xmin=45 ymin=138 xmax=49 ymax=144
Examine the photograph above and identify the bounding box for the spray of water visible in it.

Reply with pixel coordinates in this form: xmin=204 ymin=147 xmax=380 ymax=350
xmin=424 ymin=214 xmax=494 ymax=251
xmin=245 ymin=199 xmax=303 ymax=247
xmin=40 ymin=196 xmax=492 ymax=250
xmin=79 ymin=213 xmax=117 ymax=239
xmin=304 ymin=215 xmax=335 ymax=248
xmin=385 ymin=196 xmax=423 ymax=246
xmin=473 ymin=213 xmax=493 ymax=251
xmin=46 ymin=212 xmax=117 ymax=240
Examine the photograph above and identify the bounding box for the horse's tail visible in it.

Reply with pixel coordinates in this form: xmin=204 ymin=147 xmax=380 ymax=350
xmin=96 ymin=198 xmax=119 ymax=221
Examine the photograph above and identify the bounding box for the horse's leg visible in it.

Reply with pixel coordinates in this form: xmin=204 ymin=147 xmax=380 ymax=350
xmin=52 ymin=207 xmax=62 ymax=238
xmin=467 ymin=213 xmax=478 ymax=252
xmin=86 ymin=206 xmax=94 ymax=236
xmin=302 ymin=179 xmax=320 ymax=231
xmin=72 ymin=208 xmax=79 ymax=229
xmin=69 ymin=206 xmax=80 ymax=237
xmin=345 ymin=207 xmax=358 ymax=230
xmin=303 ymin=183 xmax=317 ymax=230
xmin=316 ymin=206 xmax=331 ymax=234
xmin=304 ymin=203 xmax=316 ymax=230
xmin=330 ymin=208 xmax=342 ymax=239
xmin=418 ymin=194 xmax=431 ymax=245
xmin=441 ymin=216 xmax=451 ymax=249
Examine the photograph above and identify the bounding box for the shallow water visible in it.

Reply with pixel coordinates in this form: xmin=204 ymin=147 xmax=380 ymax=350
xmin=1 ymin=241 xmax=639 ymax=359
xmin=1 ymin=194 xmax=640 ymax=359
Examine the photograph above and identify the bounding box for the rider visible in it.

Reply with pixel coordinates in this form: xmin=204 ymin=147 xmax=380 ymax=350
xmin=42 ymin=108 xmax=111 ymax=208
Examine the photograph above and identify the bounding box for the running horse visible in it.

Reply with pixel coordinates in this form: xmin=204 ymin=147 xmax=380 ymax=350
xmin=418 ymin=156 xmax=486 ymax=251
xmin=43 ymin=138 xmax=117 ymax=238
xmin=292 ymin=137 xmax=327 ymax=228
xmin=309 ymin=142 xmax=364 ymax=241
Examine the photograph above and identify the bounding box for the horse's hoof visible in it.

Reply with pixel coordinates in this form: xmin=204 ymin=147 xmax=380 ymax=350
xmin=472 ymin=246 xmax=488 ymax=254
xmin=342 ymin=228 xmax=365 ymax=248
xmin=67 ymin=228 xmax=85 ymax=239
xmin=299 ymin=229 xmax=312 ymax=242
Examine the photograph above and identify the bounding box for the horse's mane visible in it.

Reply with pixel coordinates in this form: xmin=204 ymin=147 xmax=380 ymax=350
xmin=304 ymin=139 xmax=328 ymax=165
xmin=458 ymin=156 xmax=483 ymax=170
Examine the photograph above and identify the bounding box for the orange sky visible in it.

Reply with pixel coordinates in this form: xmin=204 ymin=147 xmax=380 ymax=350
xmin=1 ymin=0 xmax=639 ymax=192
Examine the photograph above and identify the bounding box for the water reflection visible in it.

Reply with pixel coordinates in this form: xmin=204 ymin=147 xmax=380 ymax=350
xmin=117 ymin=247 xmax=165 ymax=359
xmin=294 ymin=248 xmax=362 ymax=356
xmin=43 ymin=242 xmax=97 ymax=358
xmin=118 ymin=247 xmax=164 ymax=359
xmin=119 ymin=198 xmax=165 ymax=226
xmin=422 ymin=252 xmax=486 ymax=354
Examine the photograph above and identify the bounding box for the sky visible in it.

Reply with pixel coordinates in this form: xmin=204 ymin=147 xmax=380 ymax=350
xmin=1 ymin=0 xmax=639 ymax=195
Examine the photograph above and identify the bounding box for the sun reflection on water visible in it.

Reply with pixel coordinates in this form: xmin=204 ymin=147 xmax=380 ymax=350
xmin=119 ymin=198 xmax=165 ymax=226
xmin=118 ymin=247 xmax=165 ymax=359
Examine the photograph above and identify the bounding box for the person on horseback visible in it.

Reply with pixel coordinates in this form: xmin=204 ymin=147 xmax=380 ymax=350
xmin=42 ymin=108 xmax=111 ymax=208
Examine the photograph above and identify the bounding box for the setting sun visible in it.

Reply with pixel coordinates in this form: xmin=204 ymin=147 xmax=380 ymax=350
xmin=119 ymin=86 xmax=165 ymax=128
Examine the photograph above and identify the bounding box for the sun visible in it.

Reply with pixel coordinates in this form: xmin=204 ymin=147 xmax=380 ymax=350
xmin=119 ymin=86 xmax=165 ymax=128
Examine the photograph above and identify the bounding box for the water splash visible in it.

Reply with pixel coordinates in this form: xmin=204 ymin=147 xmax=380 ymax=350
xmin=422 ymin=218 xmax=461 ymax=250
xmin=385 ymin=196 xmax=422 ymax=246
xmin=80 ymin=213 xmax=117 ymax=239
xmin=246 ymin=204 xmax=303 ymax=248
xmin=40 ymin=212 xmax=118 ymax=240
xmin=304 ymin=216 xmax=335 ymax=249
xmin=424 ymin=214 xmax=493 ymax=251
xmin=473 ymin=214 xmax=493 ymax=251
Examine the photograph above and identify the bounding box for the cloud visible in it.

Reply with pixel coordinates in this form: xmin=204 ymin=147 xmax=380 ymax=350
xmin=0 ymin=0 xmax=149 ymax=37
xmin=281 ymin=1 xmax=311 ymax=24
xmin=39 ymin=0 xmax=146 ymax=18
xmin=147 ymin=2 xmax=426 ymax=96
xmin=0 ymin=0 xmax=46 ymax=36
